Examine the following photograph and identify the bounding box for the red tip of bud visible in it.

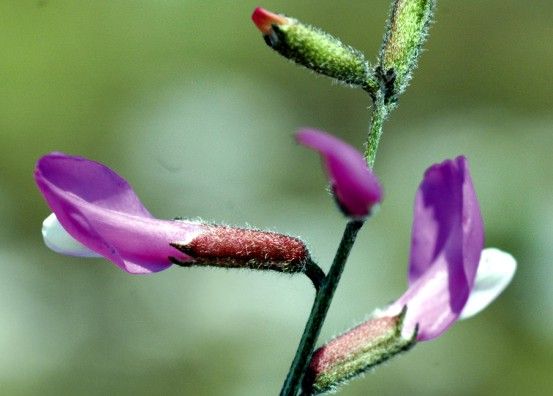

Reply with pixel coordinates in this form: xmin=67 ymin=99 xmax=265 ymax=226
xmin=251 ymin=7 xmax=287 ymax=34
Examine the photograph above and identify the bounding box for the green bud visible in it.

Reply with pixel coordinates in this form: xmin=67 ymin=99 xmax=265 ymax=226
xmin=303 ymin=308 xmax=416 ymax=395
xmin=252 ymin=7 xmax=376 ymax=92
xmin=379 ymin=0 xmax=435 ymax=102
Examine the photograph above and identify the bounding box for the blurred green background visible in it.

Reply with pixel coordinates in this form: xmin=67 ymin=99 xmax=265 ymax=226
xmin=1 ymin=1 xmax=552 ymax=395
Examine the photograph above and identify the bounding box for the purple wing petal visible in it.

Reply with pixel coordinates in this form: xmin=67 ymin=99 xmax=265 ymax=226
xmin=35 ymin=153 xmax=203 ymax=274
xmin=297 ymin=129 xmax=382 ymax=218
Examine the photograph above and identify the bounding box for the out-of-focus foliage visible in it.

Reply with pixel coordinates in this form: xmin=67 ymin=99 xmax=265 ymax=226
xmin=1 ymin=1 xmax=551 ymax=395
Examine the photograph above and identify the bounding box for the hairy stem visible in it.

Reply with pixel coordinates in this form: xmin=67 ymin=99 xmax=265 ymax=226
xmin=364 ymin=93 xmax=388 ymax=169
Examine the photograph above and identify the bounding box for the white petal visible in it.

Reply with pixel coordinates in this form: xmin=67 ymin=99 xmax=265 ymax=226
xmin=42 ymin=213 xmax=100 ymax=257
xmin=460 ymin=248 xmax=516 ymax=320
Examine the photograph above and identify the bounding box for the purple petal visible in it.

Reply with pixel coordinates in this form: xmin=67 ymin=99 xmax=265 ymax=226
xmin=37 ymin=152 xmax=153 ymax=218
xmin=296 ymin=129 xmax=382 ymax=218
xmin=391 ymin=156 xmax=484 ymax=340
xmin=35 ymin=153 xmax=206 ymax=274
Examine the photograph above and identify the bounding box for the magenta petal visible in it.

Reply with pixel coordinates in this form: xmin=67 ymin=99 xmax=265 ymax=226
xmin=393 ymin=156 xmax=484 ymax=340
xmin=296 ymin=129 xmax=382 ymax=218
xmin=37 ymin=152 xmax=153 ymax=218
xmin=35 ymin=153 xmax=205 ymax=274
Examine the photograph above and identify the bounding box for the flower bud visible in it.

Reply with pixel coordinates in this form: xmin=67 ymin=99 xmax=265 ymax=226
xmin=252 ymin=7 xmax=375 ymax=90
xmin=297 ymin=129 xmax=382 ymax=219
xmin=303 ymin=309 xmax=415 ymax=394
xmin=379 ymin=0 xmax=435 ymax=101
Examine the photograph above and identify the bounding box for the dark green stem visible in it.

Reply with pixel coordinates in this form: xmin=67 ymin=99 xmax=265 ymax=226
xmin=279 ymin=220 xmax=365 ymax=396
xmin=303 ymin=259 xmax=326 ymax=292
xmin=364 ymin=93 xmax=388 ymax=169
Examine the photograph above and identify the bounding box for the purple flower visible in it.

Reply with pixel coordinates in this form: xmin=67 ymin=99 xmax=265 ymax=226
xmin=305 ymin=156 xmax=516 ymax=393
xmin=296 ymin=129 xmax=382 ymax=218
xmin=34 ymin=153 xmax=207 ymax=274
xmin=380 ymin=156 xmax=516 ymax=341
xmin=35 ymin=153 xmax=309 ymax=274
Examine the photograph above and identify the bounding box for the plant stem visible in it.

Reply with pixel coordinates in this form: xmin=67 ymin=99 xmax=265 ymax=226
xmin=279 ymin=220 xmax=365 ymax=396
xmin=303 ymin=259 xmax=326 ymax=292
xmin=364 ymin=93 xmax=388 ymax=169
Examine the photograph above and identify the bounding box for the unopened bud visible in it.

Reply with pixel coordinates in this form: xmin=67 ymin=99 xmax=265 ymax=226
xmin=297 ymin=129 xmax=382 ymax=219
xmin=170 ymin=225 xmax=310 ymax=273
xmin=252 ymin=7 xmax=375 ymax=90
xmin=303 ymin=308 xmax=415 ymax=395
xmin=379 ymin=0 xmax=435 ymax=102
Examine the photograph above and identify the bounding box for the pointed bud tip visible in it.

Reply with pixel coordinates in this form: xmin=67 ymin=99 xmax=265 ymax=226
xmin=251 ymin=7 xmax=287 ymax=34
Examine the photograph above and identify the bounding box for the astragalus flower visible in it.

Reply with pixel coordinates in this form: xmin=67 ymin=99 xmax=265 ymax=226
xmin=304 ymin=156 xmax=516 ymax=394
xmin=35 ymin=152 xmax=310 ymax=275
xmin=386 ymin=155 xmax=486 ymax=341
xmin=296 ymin=129 xmax=382 ymax=219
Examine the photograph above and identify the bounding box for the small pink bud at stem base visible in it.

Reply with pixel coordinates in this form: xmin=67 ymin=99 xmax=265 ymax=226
xmin=251 ymin=7 xmax=288 ymax=34
xmin=303 ymin=309 xmax=414 ymax=394
xmin=309 ymin=316 xmax=400 ymax=375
